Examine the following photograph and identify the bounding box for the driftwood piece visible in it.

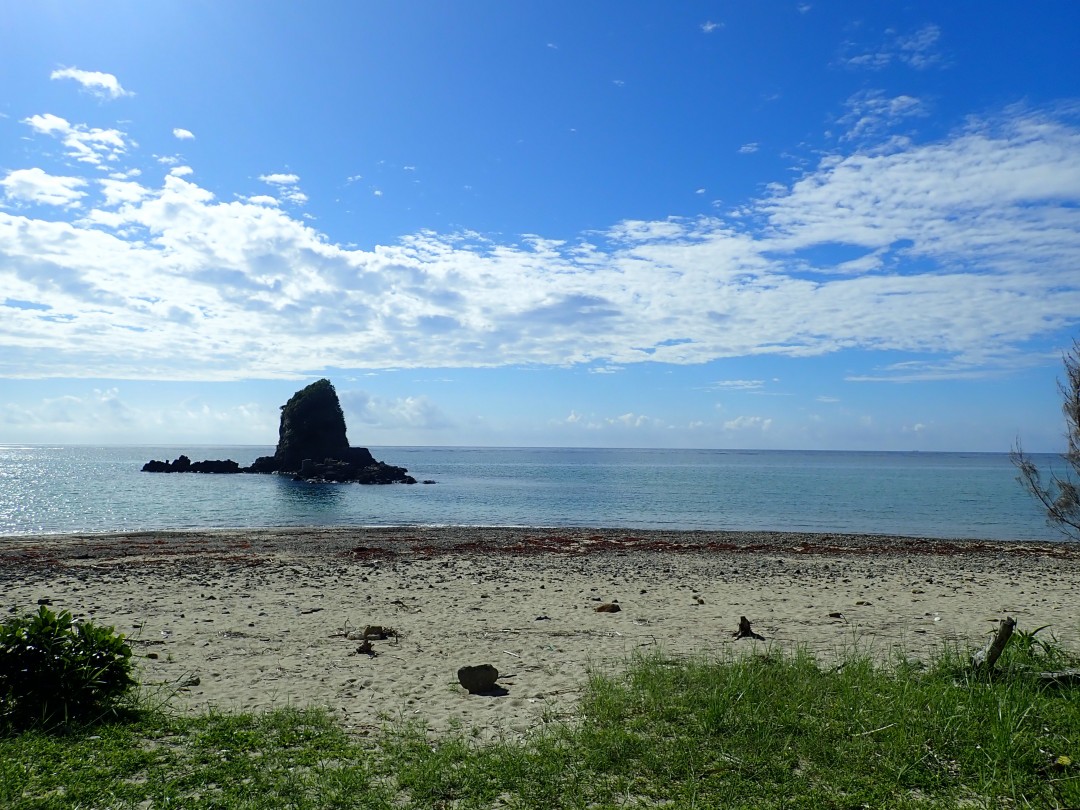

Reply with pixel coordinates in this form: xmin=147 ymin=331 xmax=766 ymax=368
xmin=971 ymin=616 xmax=1016 ymax=670
xmin=1036 ymin=668 xmax=1080 ymax=686
xmin=733 ymin=616 xmax=765 ymax=641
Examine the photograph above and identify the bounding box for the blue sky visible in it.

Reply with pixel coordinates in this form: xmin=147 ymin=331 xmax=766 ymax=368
xmin=2 ymin=1 xmax=1079 ymax=451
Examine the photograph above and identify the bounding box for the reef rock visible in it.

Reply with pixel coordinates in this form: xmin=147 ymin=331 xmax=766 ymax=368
xmin=143 ymin=379 xmax=418 ymax=485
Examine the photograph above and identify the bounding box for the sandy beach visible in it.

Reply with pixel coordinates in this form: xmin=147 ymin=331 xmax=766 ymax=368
xmin=2 ymin=527 xmax=1078 ymax=741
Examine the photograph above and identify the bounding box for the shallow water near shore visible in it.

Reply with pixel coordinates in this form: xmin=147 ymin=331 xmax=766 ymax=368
xmin=0 ymin=445 xmax=1068 ymax=540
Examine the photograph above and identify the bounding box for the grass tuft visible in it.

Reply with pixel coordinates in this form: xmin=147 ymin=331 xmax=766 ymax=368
xmin=2 ymin=638 xmax=1078 ymax=808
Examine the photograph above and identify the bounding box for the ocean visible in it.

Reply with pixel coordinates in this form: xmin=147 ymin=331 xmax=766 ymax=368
xmin=0 ymin=445 xmax=1070 ymax=541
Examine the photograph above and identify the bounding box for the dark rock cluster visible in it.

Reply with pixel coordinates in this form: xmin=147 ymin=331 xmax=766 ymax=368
xmin=141 ymin=456 xmax=241 ymax=474
xmin=143 ymin=379 xmax=418 ymax=484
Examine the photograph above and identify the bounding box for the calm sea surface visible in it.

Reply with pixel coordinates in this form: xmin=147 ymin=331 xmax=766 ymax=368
xmin=0 ymin=445 xmax=1070 ymax=541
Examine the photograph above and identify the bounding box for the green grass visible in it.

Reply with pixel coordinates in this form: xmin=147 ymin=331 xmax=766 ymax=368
xmin=3 ymin=638 xmax=1079 ymax=809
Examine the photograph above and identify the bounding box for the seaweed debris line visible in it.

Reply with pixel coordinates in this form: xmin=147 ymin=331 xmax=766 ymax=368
xmin=142 ymin=379 xmax=419 ymax=484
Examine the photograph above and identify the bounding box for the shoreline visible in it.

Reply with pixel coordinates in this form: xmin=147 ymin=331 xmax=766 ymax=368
xmin=4 ymin=524 xmax=1076 ymax=551
xmin=4 ymin=527 xmax=1079 ymax=740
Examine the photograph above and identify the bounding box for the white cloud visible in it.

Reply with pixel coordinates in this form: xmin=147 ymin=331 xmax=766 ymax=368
xmin=173 ymin=128 xmax=195 ymax=140
xmin=738 ymin=143 xmax=759 ymax=154
xmin=0 ymin=107 xmax=1077 ymax=383
xmin=1 ymin=388 xmax=131 ymax=428
xmin=700 ymin=21 xmax=722 ymax=33
xmin=843 ymin=24 xmax=945 ymax=72
xmin=710 ymin=380 xmax=764 ymax=391
xmin=0 ymin=388 xmax=277 ymax=443
xmin=98 ymin=177 xmax=148 ymax=207
xmin=838 ymin=90 xmax=928 ymax=142
xmin=897 ymin=24 xmax=943 ymax=69
xmin=50 ymin=67 xmax=132 ymax=99
xmin=169 ymin=166 xmax=194 ymax=177
xmin=604 ymin=218 xmax=687 ymax=243
xmin=259 ymin=173 xmax=300 ymax=186
xmin=611 ymin=412 xmax=659 ymax=428
xmin=761 ymin=112 xmax=1080 ymax=276
xmin=22 ymin=113 xmax=131 ymax=165
xmin=559 ymin=410 xmax=666 ymax=431
xmin=1 ymin=168 xmax=86 ymax=207
xmin=260 ymin=173 xmax=306 ymax=205
xmin=844 ymin=355 xmax=1031 ymax=383
xmin=845 ymin=51 xmax=891 ymax=70
xmin=723 ymin=415 xmax=772 ymax=431
xmin=340 ymin=389 xmax=450 ymax=430
xmin=22 ymin=112 xmax=69 ymax=135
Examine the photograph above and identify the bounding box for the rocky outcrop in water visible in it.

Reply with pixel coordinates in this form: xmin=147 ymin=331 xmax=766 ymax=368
xmin=143 ymin=379 xmax=418 ymax=484
xmin=260 ymin=378 xmax=353 ymax=472
xmin=141 ymin=456 xmax=241 ymax=474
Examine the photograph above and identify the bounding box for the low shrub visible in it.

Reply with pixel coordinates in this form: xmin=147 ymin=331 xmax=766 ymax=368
xmin=0 ymin=605 xmax=136 ymax=732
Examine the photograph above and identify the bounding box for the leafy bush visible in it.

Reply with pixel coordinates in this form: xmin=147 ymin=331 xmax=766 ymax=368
xmin=0 ymin=605 xmax=136 ymax=732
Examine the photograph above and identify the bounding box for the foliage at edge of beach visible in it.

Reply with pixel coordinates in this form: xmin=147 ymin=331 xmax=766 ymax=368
xmin=1 ymin=637 xmax=1078 ymax=809
xmin=0 ymin=605 xmax=137 ymax=734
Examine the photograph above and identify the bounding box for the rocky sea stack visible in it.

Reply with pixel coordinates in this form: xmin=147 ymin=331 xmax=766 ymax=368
xmin=143 ymin=379 xmax=417 ymax=484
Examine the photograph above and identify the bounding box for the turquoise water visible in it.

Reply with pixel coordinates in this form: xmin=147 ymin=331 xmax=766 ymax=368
xmin=0 ymin=445 xmax=1069 ymax=541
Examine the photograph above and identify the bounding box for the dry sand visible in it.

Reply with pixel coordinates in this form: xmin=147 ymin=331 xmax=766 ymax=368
xmin=2 ymin=527 xmax=1077 ymax=741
